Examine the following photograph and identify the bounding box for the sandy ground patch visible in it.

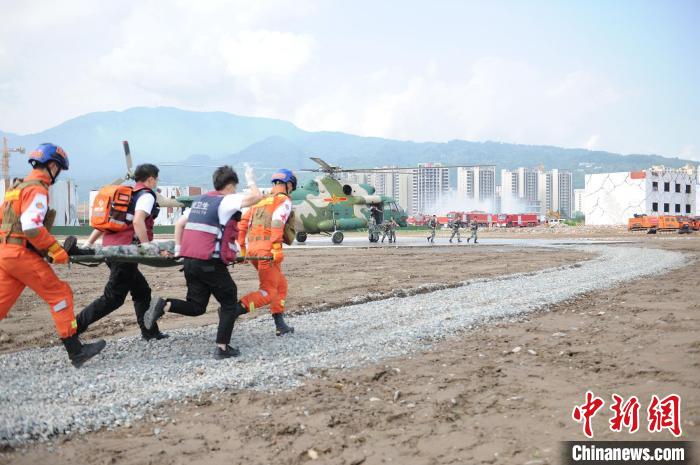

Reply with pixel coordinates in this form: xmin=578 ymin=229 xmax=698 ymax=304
xmin=1 ymin=237 xmax=697 ymax=465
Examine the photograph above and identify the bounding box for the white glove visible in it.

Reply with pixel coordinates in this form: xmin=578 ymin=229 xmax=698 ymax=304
xmin=174 ymin=244 xmax=181 ymax=257
xmin=244 ymin=164 xmax=256 ymax=187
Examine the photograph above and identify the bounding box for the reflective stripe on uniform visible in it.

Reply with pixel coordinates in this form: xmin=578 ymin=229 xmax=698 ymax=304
xmin=3 ymin=190 xmax=20 ymax=202
xmin=53 ymin=300 xmax=68 ymax=312
xmin=184 ymin=222 xmax=221 ymax=235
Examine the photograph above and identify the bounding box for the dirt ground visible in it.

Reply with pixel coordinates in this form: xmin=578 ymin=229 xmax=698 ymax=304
xmin=0 ymin=242 xmax=590 ymax=353
xmin=1 ymin=234 xmax=698 ymax=465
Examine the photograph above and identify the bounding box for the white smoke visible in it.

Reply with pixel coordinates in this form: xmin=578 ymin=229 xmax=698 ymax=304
xmin=424 ymin=190 xmax=534 ymax=215
xmin=499 ymin=193 xmax=533 ymax=215
xmin=424 ymin=190 xmax=494 ymax=215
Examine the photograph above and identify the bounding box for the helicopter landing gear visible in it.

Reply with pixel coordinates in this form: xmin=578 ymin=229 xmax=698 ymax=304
xmin=296 ymin=232 xmax=308 ymax=243
xmin=332 ymin=231 xmax=344 ymax=244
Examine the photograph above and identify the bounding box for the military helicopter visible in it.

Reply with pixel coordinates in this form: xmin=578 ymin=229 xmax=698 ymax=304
xmin=291 ymin=157 xmax=408 ymax=244
xmin=157 ymin=155 xmax=408 ymax=244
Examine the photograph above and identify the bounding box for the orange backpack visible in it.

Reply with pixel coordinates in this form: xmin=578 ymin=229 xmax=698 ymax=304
xmin=90 ymin=185 xmax=134 ymax=232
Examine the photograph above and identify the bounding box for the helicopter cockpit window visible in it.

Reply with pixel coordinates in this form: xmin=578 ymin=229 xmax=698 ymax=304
xmin=342 ymin=184 xmax=352 ymax=196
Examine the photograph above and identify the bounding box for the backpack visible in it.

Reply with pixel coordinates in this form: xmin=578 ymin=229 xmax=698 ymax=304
xmin=90 ymin=185 xmax=135 ymax=232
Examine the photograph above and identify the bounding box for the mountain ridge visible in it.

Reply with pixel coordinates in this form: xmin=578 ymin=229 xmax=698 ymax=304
xmin=2 ymin=107 xmax=696 ymax=198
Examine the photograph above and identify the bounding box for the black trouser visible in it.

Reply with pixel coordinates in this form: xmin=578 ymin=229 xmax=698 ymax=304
xmin=167 ymin=258 xmax=238 ymax=345
xmin=77 ymin=260 xmax=159 ymax=336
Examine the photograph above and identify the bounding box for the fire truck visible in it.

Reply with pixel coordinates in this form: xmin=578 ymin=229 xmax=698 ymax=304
xmin=496 ymin=213 xmax=539 ymax=227
xmin=446 ymin=211 xmax=540 ymax=228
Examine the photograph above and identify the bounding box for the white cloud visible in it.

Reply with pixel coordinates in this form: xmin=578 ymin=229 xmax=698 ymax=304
xmin=220 ymin=30 xmax=314 ymax=78
xmin=0 ymin=0 xmax=316 ymax=133
xmin=0 ymin=0 xmax=695 ymax=161
xmin=294 ymin=58 xmax=624 ymax=150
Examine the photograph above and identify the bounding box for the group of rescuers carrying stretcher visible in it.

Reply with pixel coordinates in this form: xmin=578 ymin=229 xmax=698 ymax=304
xmin=0 ymin=143 xmax=298 ymax=368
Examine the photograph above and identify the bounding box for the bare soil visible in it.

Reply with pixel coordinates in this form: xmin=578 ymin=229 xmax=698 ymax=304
xmin=0 ymin=242 xmax=589 ymax=353
xmin=1 ymin=237 xmax=698 ymax=465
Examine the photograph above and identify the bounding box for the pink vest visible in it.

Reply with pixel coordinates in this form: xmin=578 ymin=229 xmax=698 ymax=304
xmin=102 ymin=183 xmax=157 ymax=246
xmin=180 ymin=191 xmax=239 ymax=264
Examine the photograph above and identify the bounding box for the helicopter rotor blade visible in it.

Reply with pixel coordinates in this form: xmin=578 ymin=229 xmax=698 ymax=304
xmin=301 ymin=164 xmax=496 ymax=174
xmin=122 ymin=140 xmax=134 ymax=179
xmin=309 ymin=157 xmax=337 ymax=172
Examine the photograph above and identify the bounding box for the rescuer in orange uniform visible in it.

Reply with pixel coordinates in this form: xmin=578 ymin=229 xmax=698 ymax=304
xmin=238 ymin=169 xmax=296 ymax=336
xmin=0 ymin=144 xmax=105 ymax=367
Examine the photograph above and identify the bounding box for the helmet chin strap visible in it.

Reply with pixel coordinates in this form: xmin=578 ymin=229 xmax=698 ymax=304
xmin=47 ymin=165 xmax=60 ymax=185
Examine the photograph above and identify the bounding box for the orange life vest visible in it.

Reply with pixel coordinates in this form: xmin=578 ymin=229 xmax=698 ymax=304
xmin=0 ymin=178 xmax=50 ymax=247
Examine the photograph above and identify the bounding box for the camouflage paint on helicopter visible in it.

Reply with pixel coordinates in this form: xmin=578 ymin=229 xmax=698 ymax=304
xmin=290 ymin=175 xmax=407 ymax=244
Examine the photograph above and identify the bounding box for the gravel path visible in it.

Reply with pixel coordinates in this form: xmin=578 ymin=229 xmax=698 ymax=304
xmin=0 ymin=244 xmax=686 ymax=445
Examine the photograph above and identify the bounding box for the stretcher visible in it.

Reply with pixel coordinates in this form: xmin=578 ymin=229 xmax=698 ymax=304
xmin=62 ymin=236 xmax=272 ymax=268
xmin=69 ymin=255 xmax=273 ymax=268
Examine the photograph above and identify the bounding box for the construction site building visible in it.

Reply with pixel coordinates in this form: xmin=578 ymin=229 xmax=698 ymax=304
xmin=583 ymin=165 xmax=698 ymax=225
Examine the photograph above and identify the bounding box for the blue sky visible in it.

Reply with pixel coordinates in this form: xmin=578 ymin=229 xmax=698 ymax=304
xmin=0 ymin=0 xmax=698 ymax=159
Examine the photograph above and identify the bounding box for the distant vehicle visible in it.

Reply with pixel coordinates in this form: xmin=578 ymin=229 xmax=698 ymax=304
xmin=499 ymin=213 xmax=539 ymax=227
xmin=627 ymin=214 xmax=696 ymax=234
xmin=628 ymin=214 xmax=659 ymax=231
xmin=456 ymin=212 xmax=539 ymax=228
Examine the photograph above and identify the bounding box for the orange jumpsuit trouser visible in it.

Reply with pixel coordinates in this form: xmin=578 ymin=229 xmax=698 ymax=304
xmin=240 ymin=259 xmax=288 ymax=314
xmin=0 ymin=245 xmax=77 ymax=339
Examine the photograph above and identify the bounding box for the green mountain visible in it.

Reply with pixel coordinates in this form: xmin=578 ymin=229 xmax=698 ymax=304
xmin=2 ymin=107 xmax=696 ymax=198
xmin=3 ymin=107 xmax=304 ymax=189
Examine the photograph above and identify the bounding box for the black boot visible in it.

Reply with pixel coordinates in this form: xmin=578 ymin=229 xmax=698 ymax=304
xmin=142 ymin=330 xmax=169 ymax=341
xmin=136 ymin=299 xmax=169 ymax=341
xmin=62 ymin=236 xmax=95 ymax=256
xmin=234 ymin=301 xmax=249 ymax=318
xmin=214 ymin=345 xmax=240 ymax=359
xmin=273 ymin=313 xmax=294 ymax=336
xmin=144 ymin=297 xmax=166 ymax=331
xmin=62 ymin=334 xmax=106 ymax=368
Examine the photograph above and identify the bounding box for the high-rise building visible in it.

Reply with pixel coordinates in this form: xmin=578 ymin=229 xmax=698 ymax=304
xmin=538 ymin=168 xmax=573 ymax=218
xmin=500 ymin=167 xmax=573 ymax=217
xmin=457 ymin=165 xmax=496 ymax=210
xmin=397 ymin=172 xmax=415 ymax=215
xmin=500 ymin=167 xmax=542 ymax=214
xmin=411 ymin=163 xmax=450 ymax=214
xmin=553 ymin=169 xmax=574 ymax=218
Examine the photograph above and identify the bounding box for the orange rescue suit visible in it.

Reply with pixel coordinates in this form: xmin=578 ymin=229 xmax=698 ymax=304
xmin=0 ymin=170 xmax=77 ymax=338
xmin=238 ymin=187 xmax=292 ymax=314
